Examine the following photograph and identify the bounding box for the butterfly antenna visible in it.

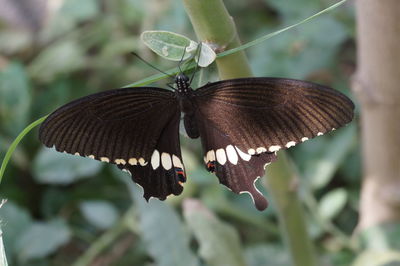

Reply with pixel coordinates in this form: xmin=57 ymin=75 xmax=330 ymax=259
xmin=178 ymin=47 xmax=187 ymax=74
xmin=130 ymin=52 xmax=174 ymax=78
xmin=189 ymin=42 xmax=202 ymax=84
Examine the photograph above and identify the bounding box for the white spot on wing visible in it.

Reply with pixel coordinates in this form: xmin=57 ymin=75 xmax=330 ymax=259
xmin=151 ymin=150 xmax=160 ymax=170
xmin=256 ymin=147 xmax=267 ymax=153
xmin=172 ymin=154 xmax=184 ymax=169
xmin=128 ymin=158 xmax=137 ymax=165
xmin=100 ymin=157 xmax=110 ymax=163
xmin=268 ymin=145 xmax=281 ymax=152
xmin=226 ymin=145 xmax=238 ymax=165
xmin=139 ymin=158 xmax=147 ymax=166
xmin=216 ymin=149 xmax=227 ymax=165
xmin=161 ymin=152 xmax=172 ymax=170
xmin=285 ymin=141 xmax=296 ymax=148
xmin=301 ymin=137 xmax=309 ymax=142
xmin=235 ymin=146 xmax=251 ymax=161
xmin=74 ymin=152 xmax=80 ymax=156
xmin=88 ymin=155 xmax=95 ymax=159
xmin=317 ymin=132 xmax=324 ymax=136
xmin=248 ymin=148 xmax=256 ymax=155
xmin=206 ymin=150 xmax=216 ymax=163
xmin=115 ymin=159 xmax=126 ymax=165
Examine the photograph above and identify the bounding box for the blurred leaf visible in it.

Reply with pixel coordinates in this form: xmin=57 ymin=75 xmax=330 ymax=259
xmin=0 ymin=228 xmax=8 ymax=266
xmin=40 ymin=0 xmax=99 ymax=41
xmin=28 ymin=40 xmax=86 ymax=82
xmin=99 ymin=37 xmax=139 ymax=59
xmin=141 ymin=30 xmax=193 ymax=61
xmin=15 ymin=218 xmax=71 ymax=262
xmin=183 ymin=199 xmax=247 ymax=266
xmin=0 ymin=201 xmax=32 ymax=259
xmin=80 ymin=200 xmax=119 ymax=230
xmin=132 ymin=187 xmax=199 ymax=266
xmin=318 ymin=188 xmax=348 ymax=221
xmin=358 ymin=223 xmax=400 ymax=250
xmin=0 ymin=62 xmax=31 ymax=135
xmin=60 ymin=0 xmax=99 ymax=21
xmin=251 ymin=16 xmax=347 ymax=79
xmin=352 ymin=250 xmax=400 ymax=266
xmin=41 ymin=188 xmax=69 ymax=219
xmin=0 ymin=31 xmax=31 ymax=54
xmin=245 ymin=244 xmax=289 ymax=266
xmin=33 ymin=147 xmax=102 ymax=185
xmin=305 ymin=123 xmax=356 ymax=190
xmin=267 ymin=0 xmax=321 ymax=23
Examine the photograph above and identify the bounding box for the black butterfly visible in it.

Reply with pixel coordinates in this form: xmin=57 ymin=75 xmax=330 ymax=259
xmin=39 ymin=74 xmax=354 ymax=210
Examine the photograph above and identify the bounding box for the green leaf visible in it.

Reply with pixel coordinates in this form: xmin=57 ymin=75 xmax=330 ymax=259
xmin=80 ymin=201 xmax=119 ymax=230
xmin=0 ymin=62 xmax=31 ymax=135
xmin=40 ymin=0 xmax=99 ymax=41
xmin=183 ymin=199 xmax=247 ymax=266
xmin=250 ymin=16 xmax=347 ymax=79
xmin=318 ymin=188 xmax=348 ymax=221
xmin=28 ymin=41 xmax=86 ymax=82
xmin=358 ymin=223 xmax=400 ymax=250
xmin=245 ymin=244 xmax=289 ymax=266
xmin=141 ymin=31 xmax=193 ymax=61
xmin=268 ymin=0 xmax=322 ymax=23
xmin=141 ymin=31 xmax=216 ymax=67
xmin=0 ymin=31 xmax=31 ymax=54
xmin=0 ymin=228 xmax=8 ymax=266
xmin=15 ymin=219 xmax=71 ymax=262
xmin=132 ymin=186 xmax=199 ymax=266
xmin=60 ymin=0 xmax=99 ymax=21
xmin=352 ymin=250 xmax=400 ymax=266
xmin=0 ymin=201 xmax=32 ymax=258
xmin=305 ymin=124 xmax=356 ymax=190
xmin=33 ymin=147 xmax=102 ymax=185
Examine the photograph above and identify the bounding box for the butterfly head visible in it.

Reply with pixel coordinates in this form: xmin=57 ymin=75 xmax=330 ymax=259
xmin=175 ymin=73 xmax=191 ymax=93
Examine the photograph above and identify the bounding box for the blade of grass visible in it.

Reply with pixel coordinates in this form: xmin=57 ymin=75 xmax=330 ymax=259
xmin=0 ymin=116 xmax=48 ymax=184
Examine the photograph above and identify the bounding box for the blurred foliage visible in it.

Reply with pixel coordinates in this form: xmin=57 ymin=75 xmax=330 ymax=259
xmin=0 ymin=0 xmax=384 ymax=265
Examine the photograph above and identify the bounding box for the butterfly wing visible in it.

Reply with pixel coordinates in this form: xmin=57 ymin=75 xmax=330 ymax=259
xmin=192 ymin=77 xmax=354 ymax=210
xmin=39 ymin=87 xmax=186 ymax=200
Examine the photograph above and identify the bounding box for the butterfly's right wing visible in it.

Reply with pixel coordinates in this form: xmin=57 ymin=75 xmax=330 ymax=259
xmin=191 ymin=77 xmax=354 ymax=210
xmin=39 ymin=87 xmax=186 ymax=200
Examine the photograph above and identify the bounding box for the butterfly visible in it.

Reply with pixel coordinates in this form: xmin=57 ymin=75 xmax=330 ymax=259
xmin=39 ymin=73 xmax=354 ymax=211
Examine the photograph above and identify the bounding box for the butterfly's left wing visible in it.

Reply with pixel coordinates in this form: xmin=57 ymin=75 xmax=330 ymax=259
xmin=39 ymin=87 xmax=185 ymax=200
xmin=192 ymin=77 xmax=354 ymax=210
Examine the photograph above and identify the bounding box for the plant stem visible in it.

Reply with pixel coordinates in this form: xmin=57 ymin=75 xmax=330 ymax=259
xmin=267 ymin=153 xmax=318 ymax=266
xmin=182 ymin=0 xmax=252 ymax=78
xmin=182 ymin=0 xmax=317 ymax=265
xmin=72 ymin=207 xmax=138 ymax=266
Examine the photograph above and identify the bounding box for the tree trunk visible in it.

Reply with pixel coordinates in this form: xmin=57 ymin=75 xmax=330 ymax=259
xmin=354 ymin=0 xmax=400 ymax=230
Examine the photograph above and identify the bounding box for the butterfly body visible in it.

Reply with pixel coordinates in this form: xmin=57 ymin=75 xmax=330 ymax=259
xmin=39 ymin=75 xmax=354 ymax=211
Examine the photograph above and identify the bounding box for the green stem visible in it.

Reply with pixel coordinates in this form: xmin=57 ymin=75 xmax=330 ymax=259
xmin=266 ymin=153 xmax=318 ymax=266
xmin=0 ymin=116 xmax=47 ymax=184
xmin=182 ymin=0 xmax=252 ymax=78
xmin=182 ymin=1 xmax=317 ymax=265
